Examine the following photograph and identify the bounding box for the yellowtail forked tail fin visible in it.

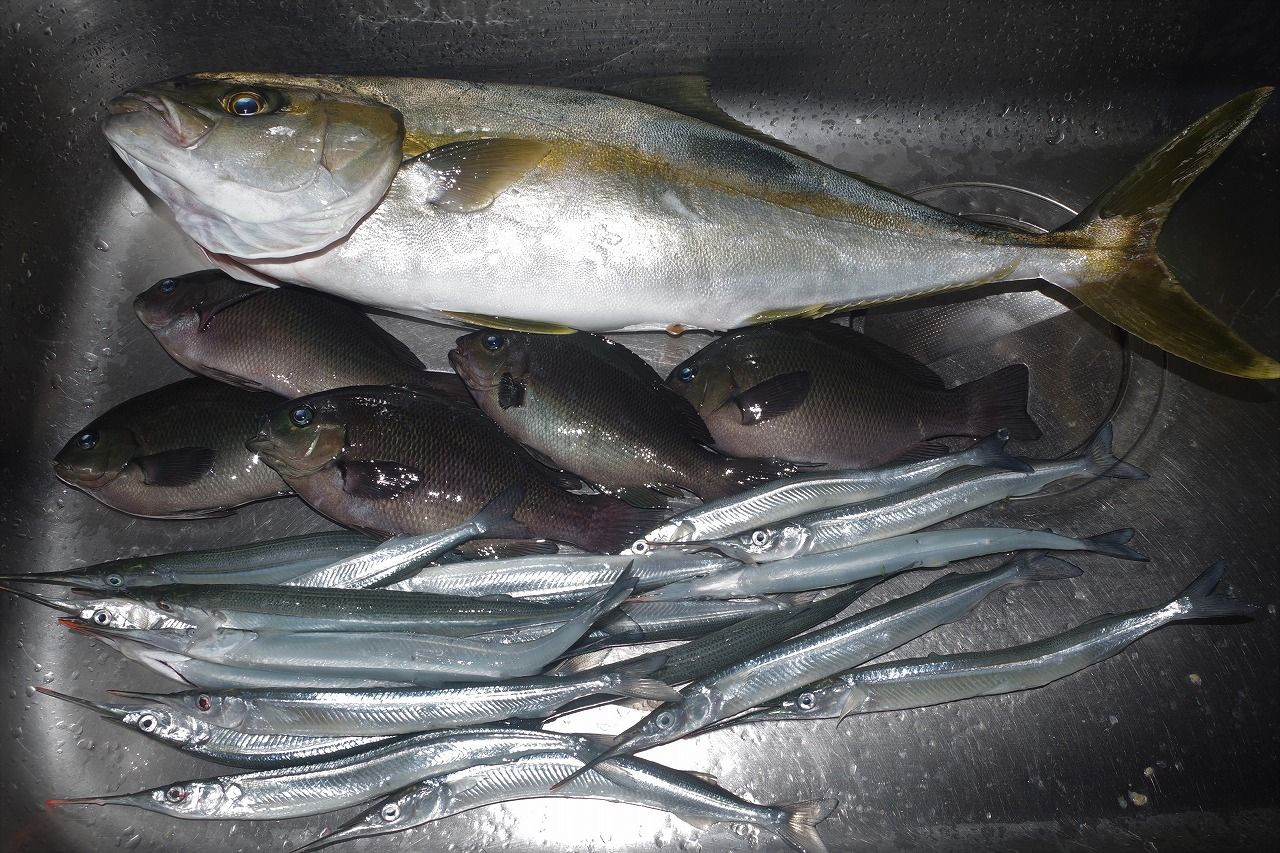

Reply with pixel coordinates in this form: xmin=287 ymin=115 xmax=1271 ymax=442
xmin=1041 ymin=87 xmax=1280 ymax=380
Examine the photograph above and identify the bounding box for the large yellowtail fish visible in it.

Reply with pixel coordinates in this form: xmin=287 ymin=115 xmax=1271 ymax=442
xmin=103 ymin=75 xmax=1277 ymax=378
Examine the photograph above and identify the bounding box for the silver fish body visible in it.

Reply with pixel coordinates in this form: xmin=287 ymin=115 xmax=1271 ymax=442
xmin=389 ymin=552 xmax=736 ymax=603
xmin=123 ymin=661 xmax=678 ymax=737
xmin=580 ymin=554 xmax=1082 ymax=767
xmin=584 ymin=597 xmax=795 ymax=645
xmin=75 ymin=573 xmax=632 ymax=684
xmin=0 ymin=530 xmax=377 ymax=589
xmin=308 ymin=749 xmax=835 ymax=853
xmin=117 ymin=583 xmax=577 ymax=635
xmin=62 ymin=621 xmax=418 ymax=689
xmin=721 ymin=424 xmax=1145 ymax=563
xmin=37 ymin=687 xmax=394 ymax=769
xmin=636 ymin=527 xmax=1144 ymax=600
xmin=101 ymin=75 xmax=1280 ymax=380
xmin=50 ymin=727 xmax=594 ymax=820
xmin=642 ymin=430 xmax=1026 ymax=545
xmin=745 ymin=561 xmax=1257 ymax=724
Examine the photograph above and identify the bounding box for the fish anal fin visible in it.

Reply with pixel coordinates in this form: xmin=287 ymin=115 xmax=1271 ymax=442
xmin=439 ymin=311 xmax=578 ymax=335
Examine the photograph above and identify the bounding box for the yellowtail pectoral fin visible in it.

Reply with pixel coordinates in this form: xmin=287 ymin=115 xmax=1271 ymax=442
xmin=439 ymin=311 xmax=578 ymax=335
xmin=410 ymin=138 xmax=551 ymax=212
xmin=1042 ymin=87 xmax=1279 ymax=379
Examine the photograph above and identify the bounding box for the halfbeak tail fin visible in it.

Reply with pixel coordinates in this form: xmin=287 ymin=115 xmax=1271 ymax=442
xmin=1040 ymin=87 xmax=1279 ymax=379
xmin=776 ymin=798 xmax=838 ymax=853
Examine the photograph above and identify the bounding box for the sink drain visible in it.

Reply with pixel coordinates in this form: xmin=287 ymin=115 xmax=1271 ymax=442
xmin=858 ymin=182 xmax=1164 ymax=496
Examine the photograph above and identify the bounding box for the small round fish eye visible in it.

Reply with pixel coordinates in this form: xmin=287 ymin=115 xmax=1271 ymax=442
xmin=164 ymin=785 xmax=187 ymax=803
xmin=106 ymin=574 xmax=123 ymax=587
xmin=138 ymin=713 xmax=158 ymax=733
xmin=381 ymin=803 xmax=401 ymax=822
xmin=289 ymin=405 xmax=314 ymax=427
xmin=630 ymin=539 xmax=649 ymax=555
xmin=655 ymin=711 xmax=675 ymax=729
xmin=158 ymin=278 xmax=177 ymax=294
xmin=797 ymin=692 xmax=816 ymax=711
xmin=225 ymin=90 xmax=267 ymax=116
xmin=481 ymin=333 xmax=505 ymax=352
xmin=196 ymin=694 xmax=212 ymax=712
xmin=92 ymin=609 xmax=111 ymax=626
xmin=155 ymin=598 xmax=172 ymax=612
xmin=76 ymin=431 xmax=98 ymax=451
xmin=750 ymin=530 xmax=769 ymax=547
xmin=676 ymin=365 xmax=697 ymax=383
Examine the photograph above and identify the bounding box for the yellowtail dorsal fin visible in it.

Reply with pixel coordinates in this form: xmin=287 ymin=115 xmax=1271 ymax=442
xmin=439 ymin=311 xmax=578 ymax=335
xmin=607 ymin=76 xmax=817 ymax=161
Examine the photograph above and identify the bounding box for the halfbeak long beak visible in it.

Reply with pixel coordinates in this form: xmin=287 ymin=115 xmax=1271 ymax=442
xmin=0 ymin=571 xmax=80 ymax=586
xmin=45 ymin=791 xmax=140 ymax=809
xmin=1 ymin=584 xmax=83 ymax=616
xmin=35 ymin=686 xmax=139 ymax=721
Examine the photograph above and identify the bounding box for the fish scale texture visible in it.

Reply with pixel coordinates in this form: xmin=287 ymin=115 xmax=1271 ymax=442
xmin=57 ymin=378 xmax=288 ymax=517
xmin=286 ymin=388 xmax=648 ymax=552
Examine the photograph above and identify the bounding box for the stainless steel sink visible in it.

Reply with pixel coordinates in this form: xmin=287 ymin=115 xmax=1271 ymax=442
xmin=2 ymin=2 xmax=1277 ymax=851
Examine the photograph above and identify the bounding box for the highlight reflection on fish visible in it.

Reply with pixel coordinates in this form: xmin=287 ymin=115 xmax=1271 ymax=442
xmin=134 ymin=270 xmax=468 ymax=399
xmin=451 ymin=330 xmax=799 ymax=503
xmin=666 ymin=323 xmax=1040 ymax=468
xmin=53 ymin=378 xmax=290 ymax=519
xmin=101 ymin=73 xmax=1278 ymax=378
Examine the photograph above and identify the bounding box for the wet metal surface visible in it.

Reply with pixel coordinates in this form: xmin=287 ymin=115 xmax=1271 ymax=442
xmin=1 ymin=1 xmax=1278 ymax=851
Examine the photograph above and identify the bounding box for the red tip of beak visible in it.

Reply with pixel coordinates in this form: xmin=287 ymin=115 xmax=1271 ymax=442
xmin=45 ymin=799 xmax=65 ymax=810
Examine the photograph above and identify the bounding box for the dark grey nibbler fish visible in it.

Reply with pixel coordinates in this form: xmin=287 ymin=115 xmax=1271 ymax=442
xmin=53 ymin=378 xmax=290 ymax=519
xmin=134 ymin=270 xmax=468 ymax=400
xmin=450 ymin=330 xmax=800 ymax=505
xmin=665 ymin=322 xmax=1041 ymax=469
xmin=248 ymin=386 xmax=660 ymax=553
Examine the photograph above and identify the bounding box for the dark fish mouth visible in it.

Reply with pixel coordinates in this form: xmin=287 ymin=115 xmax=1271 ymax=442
xmin=107 ymin=91 xmax=213 ymax=149
xmin=52 ymin=462 xmax=115 ymax=490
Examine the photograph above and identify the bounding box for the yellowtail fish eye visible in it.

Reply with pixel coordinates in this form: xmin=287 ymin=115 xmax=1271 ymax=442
xmin=157 ymin=278 xmax=177 ymax=294
xmin=289 ymin=405 xmax=314 ymax=427
xmin=224 ymin=90 xmax=268 ymax=116
xmin=138 ymin=713 xmax=158 ymax=733
xmin=381 ymin=803 xmax=400 ymax=822
xmin=676 ymin=365 xmax=697 ymax=383
xmin=196 ymin=694 xmax=212 ymax=712
xmin=76 ymin=431 xmax=98 ymax=450
xmin=481 ymin=333 xmax=506 ymax=352
xmin=164 ymin=785 xmax=187 ymax=803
